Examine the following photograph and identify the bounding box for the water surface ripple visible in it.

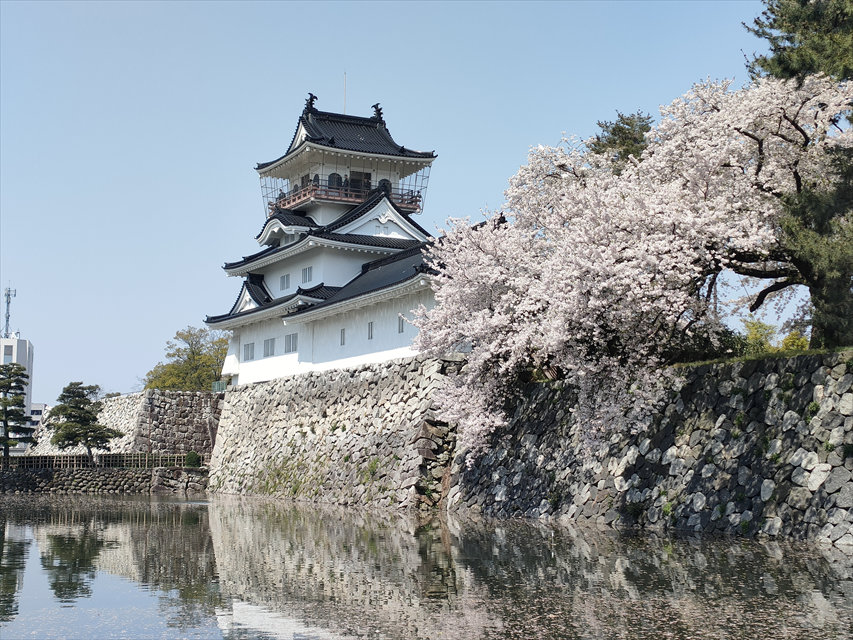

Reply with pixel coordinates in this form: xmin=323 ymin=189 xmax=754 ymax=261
xmin=0 ymin=495 xmax=850 ymax=639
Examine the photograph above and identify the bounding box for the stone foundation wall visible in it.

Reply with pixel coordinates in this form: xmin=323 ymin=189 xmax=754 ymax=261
xmin=0 ymin=467 xmax=208 ymax=494
xmin=209 ymin=356 xmax=456 ymax=511
xmin=29 ymin=390 xmax=223 ymax=456
xmin=449 ymin=351 xmax=853 ymax=551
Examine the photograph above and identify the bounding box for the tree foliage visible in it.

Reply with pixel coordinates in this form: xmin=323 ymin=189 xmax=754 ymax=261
xmin=144 ymin=326 xmax=229 ymax=391
xmin=48 ymin=382 xmax=123 ymax=464
xmin=415 ymin=75 xmax=851 ymax=461
xmin=745 ymin=0 xmax=853 ymax=82
xmin=0 ymin=363 xmax=34 ymax=470
xmin=586 ymin=110 xmax=654 ymax=173
xmin=745 ymin=0 xmax=853 ymax=348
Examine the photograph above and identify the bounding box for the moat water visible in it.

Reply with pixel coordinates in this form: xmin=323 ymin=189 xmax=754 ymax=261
xmin=0 ymin=495 xmax=851 ymax=640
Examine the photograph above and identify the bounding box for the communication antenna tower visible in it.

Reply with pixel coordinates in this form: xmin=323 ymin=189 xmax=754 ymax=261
xmin=3 ymin=287 xmax=16 ymax=339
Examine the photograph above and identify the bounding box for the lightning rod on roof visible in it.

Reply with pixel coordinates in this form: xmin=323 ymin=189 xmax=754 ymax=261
xmin=343 ymin=71 xmax=347 ymax=114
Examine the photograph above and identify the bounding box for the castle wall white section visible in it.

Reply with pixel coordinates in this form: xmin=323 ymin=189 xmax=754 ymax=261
xmin=226 ymin=289 xmax=434 ymax=387
xmin=307 ymin=290 xmax=431 ymax=364
xmin=261 ymin=247 xmax=379 ymax=296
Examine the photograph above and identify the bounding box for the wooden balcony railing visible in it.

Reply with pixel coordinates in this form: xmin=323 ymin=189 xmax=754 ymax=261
xmin=269 ymin=184 xmax=422 ymax=216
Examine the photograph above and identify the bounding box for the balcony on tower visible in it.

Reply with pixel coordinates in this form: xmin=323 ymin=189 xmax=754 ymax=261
xmin=256 ymin=95 xmax=436 ymax=217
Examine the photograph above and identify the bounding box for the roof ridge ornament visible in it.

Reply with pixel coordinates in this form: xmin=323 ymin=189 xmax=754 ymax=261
xmin=305 ymin=92 xmax=318 ymax=112
xmin=371 ymin=102 xmax=384 ymax=122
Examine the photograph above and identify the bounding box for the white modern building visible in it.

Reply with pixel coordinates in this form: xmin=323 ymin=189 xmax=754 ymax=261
xmin=1 ymin=335 xmax=34 ymax=416
xmin=206 ymin=95 xmax=436 ymax=386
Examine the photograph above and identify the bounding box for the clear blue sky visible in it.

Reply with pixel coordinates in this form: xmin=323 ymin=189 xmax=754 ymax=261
xmin=0 ymin=0 xmax=766 ymax=404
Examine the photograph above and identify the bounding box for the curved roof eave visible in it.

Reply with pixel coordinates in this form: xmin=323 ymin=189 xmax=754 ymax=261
xmin=256 ymin=141 xmax=436 ymax=176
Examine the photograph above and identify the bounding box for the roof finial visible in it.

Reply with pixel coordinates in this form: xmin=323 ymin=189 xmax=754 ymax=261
xmin=305 ymin=92 xmax=318 ymax=112
xmin=371 ymin=103 xmax=384 ymax=121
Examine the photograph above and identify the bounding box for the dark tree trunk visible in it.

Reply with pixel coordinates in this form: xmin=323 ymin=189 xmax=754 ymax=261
xmin=809 ymin=278 xmax=853 ymax=349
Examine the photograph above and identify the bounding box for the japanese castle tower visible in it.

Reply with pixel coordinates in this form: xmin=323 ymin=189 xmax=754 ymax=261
xmin=206 ymin=95 xmax=436 ymax=386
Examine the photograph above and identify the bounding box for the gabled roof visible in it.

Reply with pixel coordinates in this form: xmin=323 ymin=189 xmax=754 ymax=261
xmin=206 ymin=282 xmax=341 ymax=326
xmin=224 ymin=192 xmax=430 ymax=273
xmin=255 ymin=209 xmax=319 ymax=243
xmin=322 ymin=189 xmax=431 ymax=237
xmin=286 ymin=243 xmax=431 ymax=320
xmin=257 ymin=100 xmax=436 ymax=171
xmin=207 ymin=244 xmax=432 ymax=328
xmin=245 ymin=273 xmax=272 ymax=306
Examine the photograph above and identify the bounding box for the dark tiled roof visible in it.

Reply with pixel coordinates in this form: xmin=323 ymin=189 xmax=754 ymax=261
xmin=255 ymin=210 xmax=318 ymax=241
xmin=245 ymin=273 xmax=272 ymax=306
xmin=288 ymin=244 xmax=430 ymax=317
xmin=223 ymin=244 xmax=281 ymax=271
xmin=314 ymin=232 xmax=421 ymax=250
xmin=257 ymin=105 xmax=436 ymax=171
xmin=206 ymin=282 xmax=341 ymax=325
xmin=224 ymin=195 xmax=428 ymax=271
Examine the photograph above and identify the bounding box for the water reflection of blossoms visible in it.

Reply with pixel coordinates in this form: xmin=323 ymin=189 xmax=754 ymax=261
xmin=0 ymin=496 xmax=850 ymax=639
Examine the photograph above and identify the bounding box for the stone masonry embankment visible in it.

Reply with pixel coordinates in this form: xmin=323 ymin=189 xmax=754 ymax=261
xmin=209 ymin=356 xmax=456 ymax=510
xmin=448 ymin=351 xmax=853 ymax=550
xmin=0 ymin=468 xmax=208 ymax=494
xmin=29 ymin=389 xmax=223 ymax=456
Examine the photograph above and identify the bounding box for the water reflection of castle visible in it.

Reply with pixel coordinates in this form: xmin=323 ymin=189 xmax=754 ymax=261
xmin=3 ymin=497 xmax=852 ymax=639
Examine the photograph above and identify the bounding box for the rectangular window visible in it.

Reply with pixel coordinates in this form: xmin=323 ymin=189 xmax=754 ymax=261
xmin=284 ymin=332 xmax=298 ymax=354
xmin=398 ymin=315 xmax=405 ymax=334
xmin=302 ymin=266 xmax=313 ymax=284
xmin=280 ymin=274 xmax=290 ymax=291
xmin=2 ymin=345 xmax=12 ymax=364
xmin=243 ymin=342 xmax=254 ymax=361
xmin=367 ymin=321 xmax=374 ymax=340
xmin=263 ymin=338 xmax=275 ymax=358
xmin=340 ymin=328 xmax=346 ymax=346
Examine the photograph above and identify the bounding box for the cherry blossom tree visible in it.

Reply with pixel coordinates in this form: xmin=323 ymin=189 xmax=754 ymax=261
xmin=415 ymin=74 xmax=851 ymax=462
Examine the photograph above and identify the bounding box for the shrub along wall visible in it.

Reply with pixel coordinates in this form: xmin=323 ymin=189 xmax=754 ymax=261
xmin=448 ymin=351 xmax=853 ymax=551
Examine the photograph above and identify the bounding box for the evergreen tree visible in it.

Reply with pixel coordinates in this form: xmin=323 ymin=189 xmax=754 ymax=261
xmin=587 ymin=110 xmax=654 ymax=174
xmin=746 ymin=0 xmax=853 ymax=347
xmin=0 ymin=363 xmax=34 ymax=470
xmin=48 ymin=383 xmax=123 ymax=465
xmin=745 ymin=0 xmax=853 ymax=82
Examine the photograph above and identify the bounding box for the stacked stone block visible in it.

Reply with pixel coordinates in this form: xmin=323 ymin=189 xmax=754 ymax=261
xmin=28 ymin=390 xmax=223 ymax=456
xmin=450 ymin=351 xmax=853 ymax=551
xmin=208 ymin=356 xmax=455 ymax=510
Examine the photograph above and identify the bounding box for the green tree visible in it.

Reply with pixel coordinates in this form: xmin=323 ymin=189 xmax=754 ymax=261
xmin=745 ymin=0 xmax=853 ymax=348
xmin=743 ymin=318 xmax=778 ymax=356
xmin=586 ymin=110 xmax=654 ymax=174
xmin=780 ymin=329 xmax=810 ymax=351
xmin=48 ymin=383 xmax=123 ymax=465
xmin=144 ymin=326 xmax=229 ymax=391
xmin=745 ymin=0 xmax=853 ymax=82
xmin=0 ymin=363 xmax=35 ymax=470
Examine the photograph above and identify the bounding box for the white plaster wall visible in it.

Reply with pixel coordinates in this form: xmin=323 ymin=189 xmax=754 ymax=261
xmin=228 ymin=318 xmax=304 ymax=386
xmin=308 ymin=290 xmax=432 ymax=365
xmin=226 ymin=289 xmax=434 ymax=386
xmin=262 ymin=247 xmax=383 ymax=296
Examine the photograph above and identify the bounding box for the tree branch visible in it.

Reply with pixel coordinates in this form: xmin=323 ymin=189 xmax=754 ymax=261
xmin=749 ymin=277 xmax=802 ymax=312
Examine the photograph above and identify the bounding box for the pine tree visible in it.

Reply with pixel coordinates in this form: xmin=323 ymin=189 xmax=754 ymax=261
xmin=0 ymin=363 xmax=34 ymax=470
xmin=745 ymin=0 xmax=853 ymax=83
xmin=48 ymin=382 xmax=123 ymax=465
xmin=745 ymin=0 xmax=853 ymax=347
xmin=587 ymin=110 xmax=654 ymax=174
